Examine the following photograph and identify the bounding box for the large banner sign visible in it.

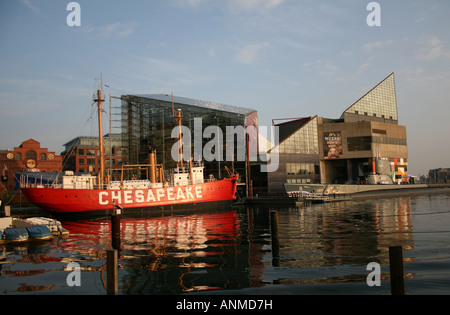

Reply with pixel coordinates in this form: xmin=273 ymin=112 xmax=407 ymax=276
xmin=324 ymin=132 xmax=343 ymax=159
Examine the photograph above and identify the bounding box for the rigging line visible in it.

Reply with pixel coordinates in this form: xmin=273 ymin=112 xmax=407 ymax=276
xmin=66 ymin=101 xmax=97 ymax=142
xmin=59 ymin=102 xmax=97 ymax=173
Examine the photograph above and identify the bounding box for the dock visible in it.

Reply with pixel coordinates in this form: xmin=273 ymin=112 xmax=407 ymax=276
xmin=243 ymin=196 xmax=303 ymax=206
xmin=304 ymin=193 xmax=352 ymax=203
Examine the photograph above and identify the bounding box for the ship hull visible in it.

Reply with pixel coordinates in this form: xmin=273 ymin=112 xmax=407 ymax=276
xmin=21 ymin=176 xmax=239 ymax=219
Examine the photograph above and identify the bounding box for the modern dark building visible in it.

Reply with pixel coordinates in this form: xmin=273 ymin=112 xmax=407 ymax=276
xmin=428 ymin=168 xmax=450 ymax=184
xmin=119 ymin=94 xmax=258 ymax=197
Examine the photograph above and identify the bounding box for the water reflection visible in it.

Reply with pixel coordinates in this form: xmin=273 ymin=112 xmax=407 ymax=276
xmin=273 ymin=197 xmax=414 ymax=270
xmin=2 ymin=193 xmax=449 ymax=294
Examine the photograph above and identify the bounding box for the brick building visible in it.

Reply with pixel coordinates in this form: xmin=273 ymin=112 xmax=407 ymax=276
xmin=61 ymin=134 xmax=124 ymax=173
xmin=0 ymin=139 xmax=62 ymax=191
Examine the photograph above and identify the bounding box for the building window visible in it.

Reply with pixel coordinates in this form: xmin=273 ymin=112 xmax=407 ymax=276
xmin=78 ymin=149 xmax=85 ymax=155
xmin=15 ymin=153 xmax=22 ymax=160
xmin=40 ymin=153 xmax=47 ymax=161
xmin=372 ymin=129 xmax=387 ymax=135
xmin=286 ymin=163 xmax=318 ymax=175
xmin=279 ymin=117 xmax=319 ymax=154
xmin=348 ymin=136 xmax=372 ymax=151
xmin=26 ymin=150 xmax=37 ymax=161
xmin=79 ymin=158 xmax=85 ymax=165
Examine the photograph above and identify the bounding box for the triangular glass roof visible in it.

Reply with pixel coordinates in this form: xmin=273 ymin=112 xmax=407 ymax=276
xmin=130 ymin=94 xmax=256 ymax=116
xmin=341 ymin=73 xmax=398 ymax=121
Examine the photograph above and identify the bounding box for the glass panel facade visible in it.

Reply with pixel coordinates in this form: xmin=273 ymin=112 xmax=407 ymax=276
xmin=121 ymin=95 xmax=255 ymax=182
xmin=348 ymin=136 xmax=407 ymax=152
xmin=286 ymin=163 xmax=318 ymax=175
xmin=278 ymin=117 xmax=318 ymax=154
xmin=344 ymin=73 xmax=398 ymax=121
xmin=347 ymin=136 xmax=372 ymax=151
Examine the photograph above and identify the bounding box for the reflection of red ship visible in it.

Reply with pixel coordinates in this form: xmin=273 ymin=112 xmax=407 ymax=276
xmin=61 ymin=210 xmax=266 ymax=293
xmin=63 ymin=211 xmax=240 ymax=253
xmin=20 ymin=82 xmax=238 ymax=218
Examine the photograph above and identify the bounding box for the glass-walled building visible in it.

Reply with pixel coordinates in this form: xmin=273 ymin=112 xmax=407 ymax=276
xmin=268 ymin=72 xmax=409 ymax=194
xmin=120 ymin=94 xmax=257 ymax=196
xmin=266 ymin=116 xmax=321 ymax=194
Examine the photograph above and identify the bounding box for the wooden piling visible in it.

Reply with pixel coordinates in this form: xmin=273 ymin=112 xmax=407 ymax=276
xmin=107 ymin=249 xmax=118 ymax=295
xmin=111 ymin=213 xmax=121 ymax=250
xmin=389 ymin=246 xmax=405 ymax=295
xmin=270 ymin=210 xmax=280 ymax=266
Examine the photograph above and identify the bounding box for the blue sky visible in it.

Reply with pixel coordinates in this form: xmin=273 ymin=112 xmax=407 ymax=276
xmin=1 ymin=0 xmax=449 ymax=176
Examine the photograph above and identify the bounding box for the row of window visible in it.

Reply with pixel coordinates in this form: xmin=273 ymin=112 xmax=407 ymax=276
xmin=14 ymin=152 xmax=49 ymax=161
xmin=286 ymin=163 xmax=320 ymax=175
xmin=347 ymin=136 xmax=407 ymax=151
xmin=286 ymin=178 xmax=316 ymax=184
xmin=77 ymin=148 xmax=123 ymax=156
xmin=78 ymin=158 xmax=123 ymax=166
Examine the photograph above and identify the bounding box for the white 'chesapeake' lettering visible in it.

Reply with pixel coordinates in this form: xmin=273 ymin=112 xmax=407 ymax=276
xmin=167 ymin=187 xmax=175 ymax=201
xmin=124 ymin=190 xmax=133 ymax=204
xmin=98 ymin=186 xmax=203 ymax=205
xmin=136 ymin=190 xmax=144 ymax=203
xmin=112 ymin=191 xmax=121 ymax=204
xmin=99 ymin=192 xmax=109 ymax=205
xmin=156 ymin=189 xmax=165 ymax=201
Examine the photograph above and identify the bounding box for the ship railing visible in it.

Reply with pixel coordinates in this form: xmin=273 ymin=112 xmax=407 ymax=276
xmin=20 ymin=182 xmax=61 ymax=189
xmin=19 ymin=174 xmax=61 ymax=189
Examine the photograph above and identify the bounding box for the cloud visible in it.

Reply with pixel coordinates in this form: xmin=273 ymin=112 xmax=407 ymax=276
xmin=358 ymin=63 xmax=370 ymax=70
xmin=19 ymin=0 xmax=40 ymax=14
xmin=170 ymin=0 xmax=205 ymax=8
xmin=227 ymin=0 xmax=284 ymax=13
xmin=235 ymin=42 xmax=269 ymax=64
xmin=416 ymin=36 xmax=450 ymax=61
xmin=78 ymin=22 xmax=136 ymax=39
xmin=363 ymin=40 xmax=393 ymax=52
xmin=99 ymin=22 xmax=136 ymax=38
xmin=170 ymin=0 xmax=284 ymax=12
xmin=305 ymin=59 xmax=340 ymax=77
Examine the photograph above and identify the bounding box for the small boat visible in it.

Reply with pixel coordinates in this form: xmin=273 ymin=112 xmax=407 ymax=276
xmin=3 ymin=227 xmax=29 ymax=242
xmin=26 ymin=225 xmax=53 ymax=241
xmin=22 ymin=217 xmax=69 ymax=235
xmin=0 ymin=217 xmax=67 ymax=245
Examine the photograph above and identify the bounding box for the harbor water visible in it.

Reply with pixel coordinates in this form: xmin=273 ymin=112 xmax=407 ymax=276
xmin=1 ymin=191 xmax=449 ymax=295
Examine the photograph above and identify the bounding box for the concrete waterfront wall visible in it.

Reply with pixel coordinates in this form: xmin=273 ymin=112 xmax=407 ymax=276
xmin=285 ymin=183 xmax=431 ymax=195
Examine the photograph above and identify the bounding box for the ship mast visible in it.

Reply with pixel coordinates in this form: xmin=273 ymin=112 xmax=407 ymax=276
xmin=94 ymin=74 xmax=106 ymax=188
xmin=171 ymin=93 xmax=183 ymax=168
